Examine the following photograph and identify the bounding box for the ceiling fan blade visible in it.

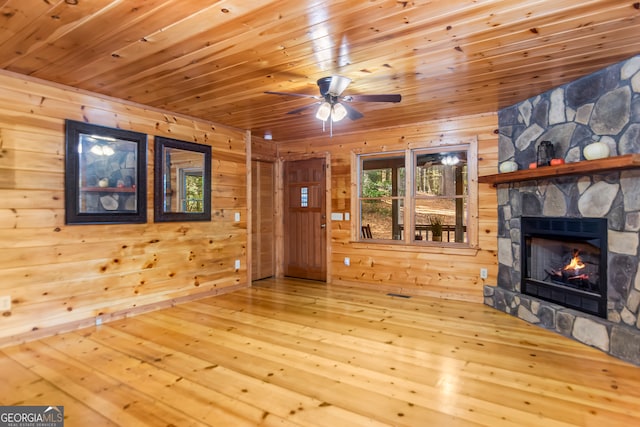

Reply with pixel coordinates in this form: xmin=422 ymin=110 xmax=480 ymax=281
xmin=343 ymin=94 xmax=402 ymax=103
xmin=328 ymin=75 xmax=351 ymax=96
xmin=340 ymin=102 xmax=364 ymax=120
xmin=286 ymin=102 xmax=321 ymax=115
xmin=265 ymin=91 xmax=320 ymax=99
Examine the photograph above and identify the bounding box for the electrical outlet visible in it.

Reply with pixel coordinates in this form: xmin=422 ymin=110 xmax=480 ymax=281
xmin=95 ymin=317 xmax=103 ymax=326
xmin=235 ymin=259 xmax=241 ymax=270
xmin=480 ymin=268 xmax=488 ymax=279
xmin=0 ymin=295 xmax=11 ymax=311
xmin=234 ymin=212 xmax=241 ymax=222
xmin=344 ymin=257 xmax=350 ymax=266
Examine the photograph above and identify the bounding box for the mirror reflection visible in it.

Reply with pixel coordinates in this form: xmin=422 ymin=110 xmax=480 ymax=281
xmin=154 ymin=137 xmax=211 ymax=222
xmin=65 ymin=119 xmax=147 ymax=224
xmin=162 ymin=147 xmax=205 ymax=213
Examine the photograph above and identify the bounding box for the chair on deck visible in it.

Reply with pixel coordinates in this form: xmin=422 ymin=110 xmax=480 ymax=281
xmin=361 ymin=224 xmax=373 ymax=239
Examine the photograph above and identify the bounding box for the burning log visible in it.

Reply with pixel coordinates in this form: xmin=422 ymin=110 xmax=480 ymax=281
xmin=545 ymin=268 xmax=563 ymax=279
xmin=544 ymin=267 xmax=592 ymax=289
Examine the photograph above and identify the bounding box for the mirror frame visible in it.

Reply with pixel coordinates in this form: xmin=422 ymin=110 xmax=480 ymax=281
xmin=154 ymin=136 xmax=211 ymax=222
xmin=64 ymin=119 xmax=147 ymax=224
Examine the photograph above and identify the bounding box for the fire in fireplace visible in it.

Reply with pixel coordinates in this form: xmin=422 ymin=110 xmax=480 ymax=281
xmin=545 ymin=248 xmax=598 ymax=291
xmin=521 ymin=217 xmax=607 ymax=318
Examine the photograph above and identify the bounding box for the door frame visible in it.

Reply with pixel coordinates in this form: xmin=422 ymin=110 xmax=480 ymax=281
xmin=251 ymin=159 xmax=276 ymax=281
xmin=276 ymin=152 xmax=332 ymax=282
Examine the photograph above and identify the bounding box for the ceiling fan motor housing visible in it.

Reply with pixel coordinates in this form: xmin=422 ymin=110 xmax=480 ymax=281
xmin=316 ymin=77 xmax=333 ymax=96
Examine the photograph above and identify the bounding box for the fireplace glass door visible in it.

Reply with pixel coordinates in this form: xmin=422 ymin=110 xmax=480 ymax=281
xmin=527 ymin=237 xmax=601 ymax=293
xmin=521 ymin=217 xmax=607 ymax=318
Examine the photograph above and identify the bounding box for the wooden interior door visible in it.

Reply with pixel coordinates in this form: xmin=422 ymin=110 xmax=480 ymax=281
xmin=251 ymin=160 xmax=275 ymax=280
xmin=284 ymin=158 xmax=326 ymax=281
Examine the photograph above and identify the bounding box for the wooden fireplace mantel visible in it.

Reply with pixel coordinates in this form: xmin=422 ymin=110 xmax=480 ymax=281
xmin=478 ymin=154 xmax=640 ymax=186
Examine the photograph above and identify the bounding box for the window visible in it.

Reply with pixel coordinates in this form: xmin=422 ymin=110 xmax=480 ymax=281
xmin=359 ymin=153 xmax=405 ymax=240
xmin=414 ymin=148 xmax=467 ymax=243
xmin=357 ymin=142 xmax=476 ymax=247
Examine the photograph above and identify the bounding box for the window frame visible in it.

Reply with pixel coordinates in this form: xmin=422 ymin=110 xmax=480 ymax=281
xmin=353 ymin=139 xmax=478 ymax=248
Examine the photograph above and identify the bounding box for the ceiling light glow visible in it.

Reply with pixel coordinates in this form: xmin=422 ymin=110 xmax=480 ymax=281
xmin=316 ymin=102 xmax=332 ymax=121
xmin=332 ymin=103 xmax=347 ymax=122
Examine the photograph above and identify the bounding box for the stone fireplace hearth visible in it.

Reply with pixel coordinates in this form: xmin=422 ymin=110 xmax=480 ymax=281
xmin=483 ymin=55 xmax=640 ymax=366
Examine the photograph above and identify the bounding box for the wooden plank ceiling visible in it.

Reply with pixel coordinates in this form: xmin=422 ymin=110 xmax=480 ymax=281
xmin=1 ymin=0 xmax=639 ymax=142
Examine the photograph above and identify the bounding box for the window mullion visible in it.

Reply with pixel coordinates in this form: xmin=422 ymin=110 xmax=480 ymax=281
xmin=405 ymin=148 xmax=412 ymax=244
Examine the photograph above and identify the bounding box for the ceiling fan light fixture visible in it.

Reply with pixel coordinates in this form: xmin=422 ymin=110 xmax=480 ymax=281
xmin=331 ymin=102 xmax=348 ymax=122
xmin=442 ymin=154 xmax=460 ymax=166
xmin=89 ymin=144 xmax=115 ymax=156
xmin=316 ymin=102 xmax=332 ymax=121
xmin=267 ymin=75 xmax=401 ymax=136
xmin=328 ymin=75 xmax=352 ymax=96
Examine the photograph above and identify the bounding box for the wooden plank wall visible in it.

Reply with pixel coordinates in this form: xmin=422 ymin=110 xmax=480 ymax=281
xmin=250 ymin=135 xmax=278 ymax=161
xmin=277 ymin=113 xmax=499 ymax=302
xmin=0 ymin=71 xmax=249 ymax=346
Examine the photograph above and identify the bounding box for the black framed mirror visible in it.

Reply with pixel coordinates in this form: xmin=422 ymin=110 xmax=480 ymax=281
xmin=64 ymin=119 xmax=147 ymax=224
xmin=154 ymin=136 xmax=211 ymax=222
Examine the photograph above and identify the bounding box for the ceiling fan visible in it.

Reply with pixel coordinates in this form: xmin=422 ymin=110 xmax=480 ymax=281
xmin=265 ymin=75 xmax=401 ymax=136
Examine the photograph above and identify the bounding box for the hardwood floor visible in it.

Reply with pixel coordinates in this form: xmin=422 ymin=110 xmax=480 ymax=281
xmin=1 ymin=278 xmax=639 ymax=426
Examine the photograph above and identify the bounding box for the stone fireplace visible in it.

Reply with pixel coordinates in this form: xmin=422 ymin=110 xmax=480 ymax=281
xmin=483 ymin=55 xmax=640 ymax=365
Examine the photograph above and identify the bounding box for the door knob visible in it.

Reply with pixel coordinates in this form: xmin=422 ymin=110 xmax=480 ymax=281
xmin=320 ymin=223 xmax=326 ymax=228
